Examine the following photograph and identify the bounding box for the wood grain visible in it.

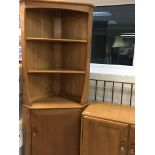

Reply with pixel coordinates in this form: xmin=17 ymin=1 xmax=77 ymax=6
xmin=25 ymin=96 xmax=84 ymax=109
xmin=81 ymin=116 xmax=129 ymax=155
xmin=128 ymin=125 xmax=135 ymax=155
xmin=31 ymin=108 xmax=81 ymax=155
xmin=83 ymin=102 xmax=135 ymax=124
xmin=81 ymin=8 xmax=93 ymax=104
xmin=28 ymin=69 xmax=86 ymax=74
xmin=21 ymin=1 xmax=94 ymax=155
xmin=20 ymin=0 xmax=94 ymax=7
xmin=26 ymin=37 xmax=87 ymax=43
xmin=22 ymin=4 xmax=93 ymax=105
xmin=22 ymin=106 xmax=31 ymax=155
xmin=81 ymin=103 xmax=135 ymax=155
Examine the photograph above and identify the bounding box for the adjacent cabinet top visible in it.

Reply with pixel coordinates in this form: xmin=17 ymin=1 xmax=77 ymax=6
xmin=83 ymin=102 xmax=135 ymax=125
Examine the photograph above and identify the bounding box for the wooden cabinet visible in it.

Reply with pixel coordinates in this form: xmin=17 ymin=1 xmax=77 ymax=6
xmin=81 ymin=103 xmax=135 ymax=155
xmin=23 ymin=105 xmax=82 ymax=155
xmin=20 ymin=1 xmax=94 ymax=155
xmin=20 ymin=0 xmax=94 ymax=106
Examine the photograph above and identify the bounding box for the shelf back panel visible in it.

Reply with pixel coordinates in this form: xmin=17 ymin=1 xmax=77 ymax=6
xmin=28 ymin=74 xmax=84 ymax=103
xmin=61 ymin=74 xmax=84 ymax=101
xmin=26 ymin=41 xmax=86 ymax=71
xmin=26 ymin=9 xmax=56 ymax=38
xmin=61 ymin=43 xmax=86 ymax=70
xmin=26 ymin=8 xmax=88 ymax=40
xmin=61 ymin=10 xmax=88 ymax=40
xmin=29 ymin=74 xmax=62 ymax=102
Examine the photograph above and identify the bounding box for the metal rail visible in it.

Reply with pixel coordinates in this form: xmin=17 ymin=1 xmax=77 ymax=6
xmin=90 ymin=79 xmax=135 ymax=106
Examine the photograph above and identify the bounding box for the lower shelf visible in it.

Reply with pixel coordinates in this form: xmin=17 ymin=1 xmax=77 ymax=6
xmin=26 ymin=96 xmax=85 ymax=109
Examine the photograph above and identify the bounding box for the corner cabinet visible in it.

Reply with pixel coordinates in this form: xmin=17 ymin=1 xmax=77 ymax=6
xmin=81 ymin=103 xmax=135 ymax=155
xmin=20 ymin=0 xmax=94 ymax=106
xmin=20 ymin=1 xmax=94 ymax=155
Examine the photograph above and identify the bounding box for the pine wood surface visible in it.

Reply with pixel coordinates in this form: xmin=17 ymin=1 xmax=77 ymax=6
xmin=23 ymin=105 xmax=83 ymax=155
xmin=21 ymin=1 xmax=94 ymax=105
xmin=20 ymin=0 xmax=95 ymax=7
xmin=81 ymin=116 xmax=129 ymax=155
xmin=28 ymin=69 xmax=85 ymax=74
xmin=31 ymin=108 xmax=81 ymax=155
xmin=83 ymin=102 xmax=135 ymax=125
xmin=22 ymin=106 xmax=31 ymax=155
xmin=24 ymin=96 xmax=89 ymax=109
xmin=128 ymin=125 xmax=135 ymax=155
xmin=81 ymin=103 xmax=135 ymax=155
xmin=26 ymin=37 xmax=87 ymax=43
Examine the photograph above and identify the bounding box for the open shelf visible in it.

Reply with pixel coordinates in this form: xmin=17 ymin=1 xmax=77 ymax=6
xmin=26 ymin=37 xmax=87 ymax=43
xmin=29 ymin=96 xmax=83 ymax=109
xmin=28 ymin=69 xmax=85 ymax=74
xmin=22 ymin=5 xmax=92 ymax=106
xmin=28 ymin=74 xmax=84 ymax=103
xmin=26 ymin=41 xmax=86 ymax=71
xmin=26 ymin=9 xmax=88 ymax=40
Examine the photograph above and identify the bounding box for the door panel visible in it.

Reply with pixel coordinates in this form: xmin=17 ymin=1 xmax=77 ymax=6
xmin=31 ymin=109 xmax=81 ymax=155
xmin=81 ymin=116 xmax=129 ymax=155
xmin=128 ymin=125 xmax=135 ymax=155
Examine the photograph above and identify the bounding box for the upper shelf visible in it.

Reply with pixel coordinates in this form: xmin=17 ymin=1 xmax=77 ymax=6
xmin=26 ymin=37 xmax=87 ymax=43
xmin=28 ymin=69 xmax=86 ymax=74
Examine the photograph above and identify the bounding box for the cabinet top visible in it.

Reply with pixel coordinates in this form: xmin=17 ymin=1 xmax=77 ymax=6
xmin=83 ymin=102 xmax=135 ymax=125
xmin=19 ymin=0 xmax=95 ymax=8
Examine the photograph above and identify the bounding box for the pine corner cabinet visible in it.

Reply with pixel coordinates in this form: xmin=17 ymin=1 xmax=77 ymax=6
xmin=20 ymin=0 xmax=94 ymax=155
xmin=81 ymin=103 xmax=135 ymax=155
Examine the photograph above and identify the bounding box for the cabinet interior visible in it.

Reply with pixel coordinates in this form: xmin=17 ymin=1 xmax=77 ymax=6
xmin=25 ymin=8 xmax=89 ymax=104
xmin=28 ymin=74 xmax=85 ymax=103
xmin=26 ymin=8 xmax=88 ymax=40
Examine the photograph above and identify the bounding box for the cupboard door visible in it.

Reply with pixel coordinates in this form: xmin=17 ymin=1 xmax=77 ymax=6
xmin=81 ymin=116 xmax=129 ymax=155
xmin=128 ymin=125 xmax=135 ymax=155
xmin=31 ymin=109 xmax=81 ymax=155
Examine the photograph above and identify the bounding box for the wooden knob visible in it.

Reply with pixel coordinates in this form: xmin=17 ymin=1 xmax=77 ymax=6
xmin=120 ymin=141 xmax=125 ymax=152
xmin=32 ymin=127 xmax=38 ymax=137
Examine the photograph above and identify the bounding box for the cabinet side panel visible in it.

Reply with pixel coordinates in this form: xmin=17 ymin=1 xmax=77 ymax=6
xmin=81 ymin=116 xmax=129 ymax=155
xmin=20 ymin=3 xmax=31 ymax=105
xmin=22 ymin=106 xmax=31 ymax=155
xmin=81 ymin=8 xmax=93 ymax=104
xmin=31 ymin=109 xmax=81 ymax=155
xmin=128 ymin=125 xmax=135 ymax=155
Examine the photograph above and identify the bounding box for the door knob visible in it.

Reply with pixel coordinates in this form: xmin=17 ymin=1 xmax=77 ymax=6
xmin=32 ymin=127 xmax=38 ymax=137
xmin=120 ymin=141 xmax=125 ymax=152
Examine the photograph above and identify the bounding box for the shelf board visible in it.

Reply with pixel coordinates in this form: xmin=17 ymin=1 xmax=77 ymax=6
xmin=28 ymin=69 xmax=85 ymax=74
xmin=26 ymin=37 xmax=87 ymax=43
xmin=26 ymin=96 xmax=84 ymax=109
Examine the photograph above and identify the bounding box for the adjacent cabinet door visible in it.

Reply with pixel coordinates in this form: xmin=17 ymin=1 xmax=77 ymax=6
xmin=81 ymin=116 xmax=129 ymax=155
xmin=31 ymin=109 xmax=81 ymax=155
